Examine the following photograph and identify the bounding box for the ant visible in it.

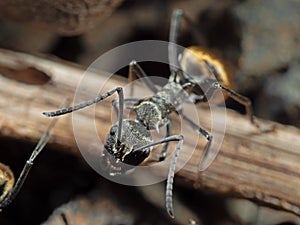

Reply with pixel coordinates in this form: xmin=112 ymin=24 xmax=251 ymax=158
xmin=43 ymin=9 xmax=272 ymax=218
xmin=0 ymin=117 xmax=58 ymax=210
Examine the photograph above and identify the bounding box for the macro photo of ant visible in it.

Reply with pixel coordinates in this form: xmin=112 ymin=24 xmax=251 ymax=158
xmin=42 ymin=8 xmax=274 ymax=219
xmin=0 ymin=1 xmax=299 ymax=225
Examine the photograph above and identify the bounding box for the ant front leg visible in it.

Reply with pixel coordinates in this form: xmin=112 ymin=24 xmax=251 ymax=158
xmin=43 ymin=87 xmax=125 ymax=141
xmin=133 ymin=134 xmax=184 ymax=218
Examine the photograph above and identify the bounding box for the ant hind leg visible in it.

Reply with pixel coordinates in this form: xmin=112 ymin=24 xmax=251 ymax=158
xmin=202 ymin=60 xmax=275 ymax=132
xmin=182 ymin=114 xmax=213 ymax=171
xmin=215 ymin=83 xmax=275 ymax=132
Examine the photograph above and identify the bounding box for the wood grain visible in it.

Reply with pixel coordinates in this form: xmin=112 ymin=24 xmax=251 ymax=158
xmin=0 ymin=48 xmax=299 ymax=216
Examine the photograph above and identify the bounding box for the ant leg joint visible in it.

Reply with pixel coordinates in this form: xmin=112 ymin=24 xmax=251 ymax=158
xmin=26 ymin=160 xmax=34 ymax=166
xmin=174 ymin=8 xmax=183 ymax=16
xmin=245 ymin=99 xmax=251 ymax=106
xmin=213 ymin=81 xmax=221 ymax=89
xmin=129 ymin=60 xmax=137 ymax=66
xmin=116 ymin=87 xmax=123 ymax=91
xmin=206 ymin=133 xmax=212 ymax=141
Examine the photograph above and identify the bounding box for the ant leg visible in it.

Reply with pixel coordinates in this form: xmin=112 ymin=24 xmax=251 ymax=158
xmin=0 ymin=100 xmax=68 ymax=210
xmin=202 ymin=60 xmax=275 ymax=132
xmin=181 ymin=114 xmax=213 ymax=170
xmin=214 ymin=82 xmax=275 ymax=132
xmin=129 ymin=60 xmax=158 ymax=95
xmin=169 ymin=9 xmax=183 ymax=74
xmin=43 ymin=87 xmax=125 ymax=140
xmin=159 ymin=122 xmax=171 ymax=161
xmin=169 ymin=9 xmax=206 ymax=75
xmin=112 ymin=98 xmax=140 ymax=116
xmin=113 ymin=61 xmax=159 ymax=116
xmin=133 ymin=134 xmax=184 ymax=218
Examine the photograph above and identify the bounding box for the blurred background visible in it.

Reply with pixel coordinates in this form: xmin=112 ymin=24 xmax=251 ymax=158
xmin=0 ymin=0 xmax=299 ymax=224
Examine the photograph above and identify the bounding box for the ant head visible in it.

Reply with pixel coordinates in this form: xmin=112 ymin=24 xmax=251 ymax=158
xmin=103 ymin=125 xmax=151 ymax=174
xmin=0 ymin=163 xmax=15 ymax=203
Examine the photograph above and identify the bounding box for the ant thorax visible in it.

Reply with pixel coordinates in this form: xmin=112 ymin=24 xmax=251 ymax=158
xmin=133 ymin=81 xmax=188 ymax=131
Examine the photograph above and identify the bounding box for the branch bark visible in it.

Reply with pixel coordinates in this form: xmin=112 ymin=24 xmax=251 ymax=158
xmin=0 ymin=48 xmax=299 ymax=216
xmin=0 ymin=0 xmax=123 ymax=35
